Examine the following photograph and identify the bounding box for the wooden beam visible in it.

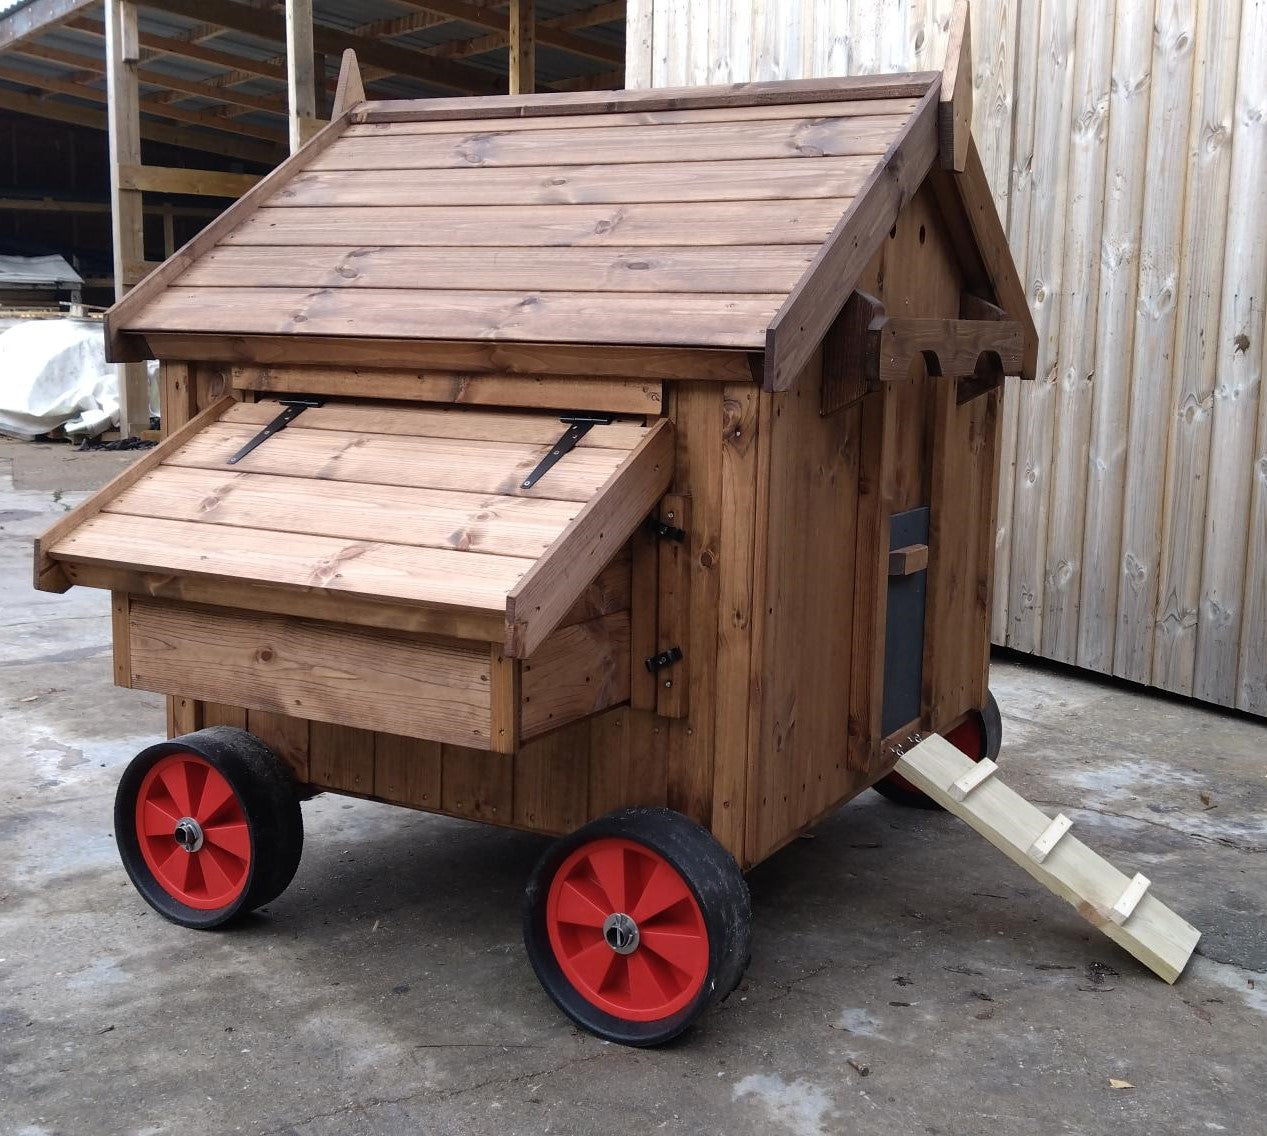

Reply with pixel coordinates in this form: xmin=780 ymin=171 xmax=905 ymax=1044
xmin=138 ymin=0 xmax=502 ymax=95
xmin=70 ymin=16 xmax=291 ymax=83
xmin=0 ymin=195 xmax=218 ymax=218
xmin=285 ymin=0 xmax=318 ymax=154
xmin=117 ymin=163 xmax=262 ymax=198
xmin=0 ymin=87 xmax=281 ymax=164
xmin=105 ymin=0 xmax=150 ymax=439
xmin=425 ymin=0 xmax=622 ymax=66
xmin=0 ymin=0 xmax=95 ymax=51
xmin=939 ymin=0 xmax=973 ymax=172
xmin=0 ymin=56 xmax=286 ymax=143
xmin=13 ymin=40 xmax=288 ymax=115
xmin=332 ymin=48 xmax=366 ymax=118
xmin=508 ymin=0 xmax=534 ymax=96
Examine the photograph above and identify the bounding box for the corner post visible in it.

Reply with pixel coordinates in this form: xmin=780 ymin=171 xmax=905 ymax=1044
xmin=286 ymin=0 xmax=319 ymax=152
xmin=509 ymin=0 xmax=535 ymax=95
xmin=105 ymin=0 xmax=148 ymax=439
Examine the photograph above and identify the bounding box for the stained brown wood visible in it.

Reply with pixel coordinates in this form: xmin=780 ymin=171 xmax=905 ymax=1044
xmin=111 ymin=592 xmax=131 ymax=689
xmin=272 ymin=157 xmax=876 ymax=208
xmin=247 ymin=709 xmax=311 ymax=782
xmin=105 ymin=113 xmax=352 ymax=363
xmin=353 ymin=74 xmax=938 ymax=124
xmin=653 ymin=493 xmax=691 ymax=719
xmin=765 ymin=85 xmax=941 ymax=390
xmin=939 ymin=1 xmax=973 ymax=172
xmin=349 ymin=97 xmax=921 ymax=137
xmin=227 ymin=364 xmax=666 ymax=414
xmin=33 ymin=396 xmax=234 ymax=593
xmin=889 ymin=543 xmax=930 ymax=575
xmin=520 ymin=612 xmax=631 ymax=740
xmin=310 ymin=721 xmax=374 ymax=794
xmin=310 ymin=116 xmax=906 ymax=171
xmin=489 ymin=645 xmax=520 ymax=754
xmin=223 ymin=202 xmax=849 ymax=248
xmin=441 ymin=745 xmax=512 ymax=823
xmin=507 ymin=421 xmax=673 ymax=657
xmin=182 ymin=245 xmax=818 ymax=295
xmin=374 ymin=732 xmax=441 ymax=809
xmin=143 ymin=334 xmax=753 ymax=384
xmin=331 ymin=49 xmax=365 ymax=118
xmin=628 ymin=526 xmax=659 ymax=712
xmin=870 ymin=316 xmax=1025 ymax=384
xmin=513 ymin=722 xmax=591 ymax=833
xmin=821 ymin=290 xmax=885 ymax=414
xmin=133 ymin=288 xmax=787 ymax=350
xmin=126 ymin=598 xmax=495 ymax=747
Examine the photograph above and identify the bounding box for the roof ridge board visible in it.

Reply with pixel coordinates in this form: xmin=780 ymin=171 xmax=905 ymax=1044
xmin=353 ymin=73 xmax=941 ymax=126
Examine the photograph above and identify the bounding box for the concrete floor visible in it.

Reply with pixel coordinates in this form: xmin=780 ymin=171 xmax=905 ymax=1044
xmin=1 ymin=438 xmax=1265 ymax=1136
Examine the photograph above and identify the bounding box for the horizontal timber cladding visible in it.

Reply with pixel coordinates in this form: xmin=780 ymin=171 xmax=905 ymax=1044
xmin=180 ymin=246 xmax=819 ymax=295
xmin=131 ymin=288 xmax=789 ymax=349
xmin=127 ymin=598 xmax=497 ymax=748
xmin=219 ymin=203 xmax=851 ymax=247
xmin=348 ymin=97 xmax=922 ymax=136
xmin=271 ymin=157 xmax=878 ymax=208
xmin=225 ymin=364 xmax=668 ymax=414
xmin=307 ymin=116 xmax=909 ymax=169
xmin=108 ymin=80 xmax=926 ymax=364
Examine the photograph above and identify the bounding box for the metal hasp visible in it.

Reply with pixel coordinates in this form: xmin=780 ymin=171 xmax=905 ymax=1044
xmin=226 ymin=396 xmax=324 ymax=466
xmin=646 ymin=516 xmax=686 ymax=542
xmin=521 ymin=414 xmax=613 ymax=490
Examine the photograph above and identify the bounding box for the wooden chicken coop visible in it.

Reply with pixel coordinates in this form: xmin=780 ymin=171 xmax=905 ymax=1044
xmin=34 ymin=26 xmax=1199 ymax=1046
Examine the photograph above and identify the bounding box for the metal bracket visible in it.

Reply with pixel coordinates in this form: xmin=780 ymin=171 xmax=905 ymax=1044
xmin=645 ymin=516 xmax=686 ymax=542
xmin=644 ymin=646 xmax=683 ymax=673
xmin=226 ymin=396 xmax=324 ymax=466
xmin=520 ymin=413 xmax=613 ymax=490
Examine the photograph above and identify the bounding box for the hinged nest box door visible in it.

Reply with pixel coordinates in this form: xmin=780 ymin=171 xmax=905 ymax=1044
xmin=36 ymin=397 xmax=673 ymax=753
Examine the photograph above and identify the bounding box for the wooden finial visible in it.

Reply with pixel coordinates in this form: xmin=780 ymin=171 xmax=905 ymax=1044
xmin=939 ymin=0 xmax=972 ymax=172
xmin=332 ymin=48 xmax=366 ymax=118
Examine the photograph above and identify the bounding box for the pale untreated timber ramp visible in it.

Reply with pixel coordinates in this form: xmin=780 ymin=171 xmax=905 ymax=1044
xmin=895 ymin=734 xmax=1200 ymax=983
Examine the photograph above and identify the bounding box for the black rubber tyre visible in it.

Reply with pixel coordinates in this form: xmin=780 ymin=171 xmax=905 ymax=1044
xmin=872 ymin=689 xmax=1003 ymax=809
xmin=523 ymin=806 xmax=751 ymax=1047
xmin=114 ymin=726 xmax=304 ymax=930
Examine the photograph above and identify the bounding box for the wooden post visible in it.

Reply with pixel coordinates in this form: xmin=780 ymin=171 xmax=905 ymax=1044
xmin=509 ymin=0 xmax=535 ymax=95
xmin=105 ymin=0 xmax=149 ymax=438
xmin=285 ymin=0 xmax=317 ymax=153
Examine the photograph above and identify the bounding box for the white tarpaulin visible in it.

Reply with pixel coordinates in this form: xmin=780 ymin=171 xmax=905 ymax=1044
xmin=0 ymin=318 xmax=157 ymax=439
xmin=0 ymin=253 xmax=83 ymax=288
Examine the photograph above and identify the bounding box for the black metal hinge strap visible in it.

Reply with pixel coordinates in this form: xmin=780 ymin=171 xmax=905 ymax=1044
xmin=226 ymin=396 xmax=325 ymax=466
xmin=520 ymin=414 xmax=613 ymax=490
xmin=645 ymin=646 xmax=683 ymax=672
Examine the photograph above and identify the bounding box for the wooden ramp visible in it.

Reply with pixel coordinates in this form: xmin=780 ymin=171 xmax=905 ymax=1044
xmin=894 ymin=734 xmax=1200 ymax=983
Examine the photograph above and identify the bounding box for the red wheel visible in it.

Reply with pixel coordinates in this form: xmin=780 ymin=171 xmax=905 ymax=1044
xmin=873 ymin=690 xmax=1003 ymax=809
xmin=116 ymin=727 xmax=303 ymax=929
xmin=524 ymin=807 xmax=751 ymax=1046
xmin=135 ymin=753 xmax=252 ymax=911
xmin=545 ymin=837 xmax=710 ymax=1022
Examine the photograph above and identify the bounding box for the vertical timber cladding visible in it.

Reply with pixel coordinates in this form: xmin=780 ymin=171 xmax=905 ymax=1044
xmin=747 ymin=180 xmax=983 ymax=865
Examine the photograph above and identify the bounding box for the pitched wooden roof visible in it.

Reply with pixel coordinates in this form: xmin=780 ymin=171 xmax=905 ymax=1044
xmin=108 ymin=73 xmax=1016 ymax=388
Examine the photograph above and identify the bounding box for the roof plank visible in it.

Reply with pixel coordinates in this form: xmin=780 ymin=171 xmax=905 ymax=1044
xmin=132 ymin=287 xmax=785 ymax=349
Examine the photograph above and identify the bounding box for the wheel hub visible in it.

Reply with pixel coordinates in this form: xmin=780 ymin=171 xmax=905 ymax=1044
xmin=173 ymin=817 xmax=204 ymax=853
xmin=602 ymin=912 xmax=640 ymax=955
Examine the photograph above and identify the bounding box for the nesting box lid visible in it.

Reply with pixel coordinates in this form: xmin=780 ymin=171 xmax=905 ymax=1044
xmin=106 ymin=72 xmax=1023 ymax=390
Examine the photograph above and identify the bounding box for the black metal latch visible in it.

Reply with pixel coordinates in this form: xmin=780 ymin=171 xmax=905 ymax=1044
xmin=644 ymin=646 xmax=683 ymax=673
xmin=520 ymin=414 xmax=613 ymax=490
xmin=226 ymin=396 xmax=324 ymax=465
xmin=645 ymin=516 xmax=686 ymax=542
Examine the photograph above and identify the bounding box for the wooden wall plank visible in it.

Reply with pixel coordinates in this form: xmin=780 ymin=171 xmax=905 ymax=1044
xmin=1037 ymin=0 xmax=1112 ymax=664
xmin=1153 ymin=0 xmax=1242 ymax=695
xmin=374 ymin=733 xmax=441 ymax=809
